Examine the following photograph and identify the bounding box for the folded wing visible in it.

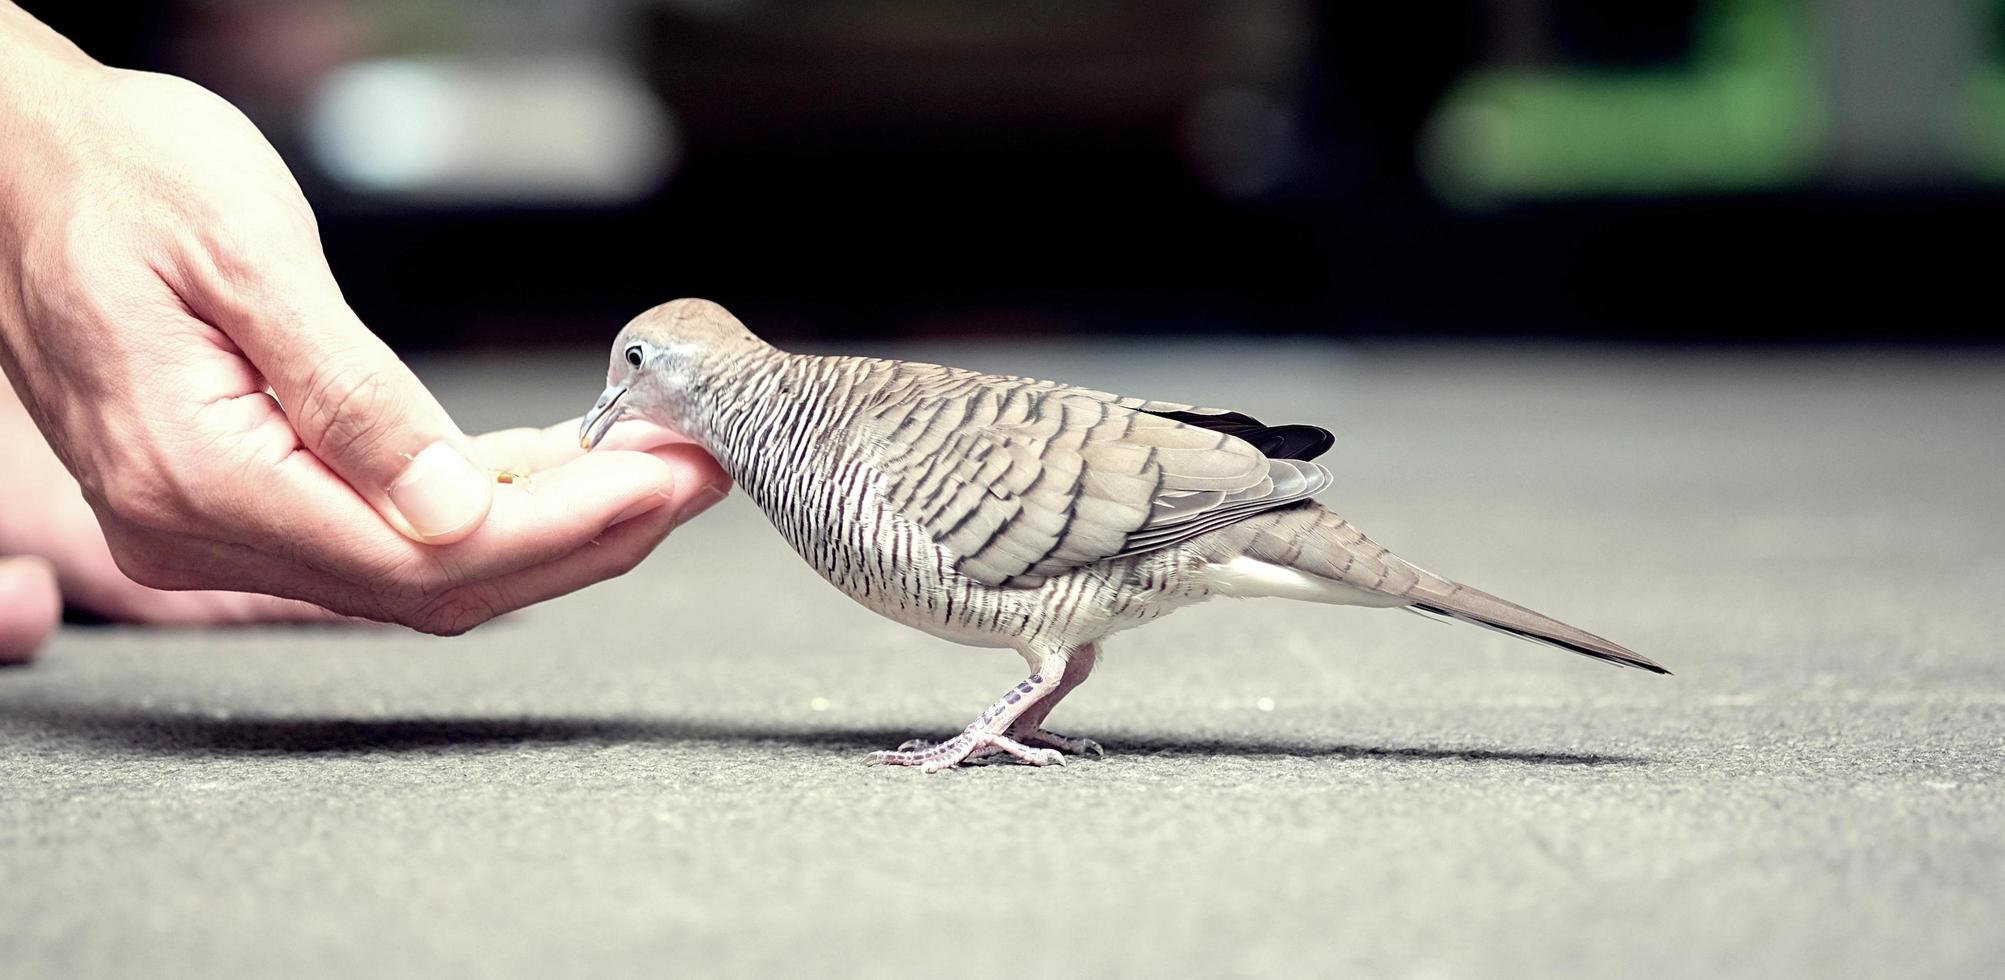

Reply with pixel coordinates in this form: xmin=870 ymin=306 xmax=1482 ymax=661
xmin=854 ymin=370 xmax=1335 ymax=588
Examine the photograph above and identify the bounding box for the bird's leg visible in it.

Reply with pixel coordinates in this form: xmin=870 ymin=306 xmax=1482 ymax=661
xmin=1006 ymin=642 xmax=1104 ymax=758
xmin=941 ymin=643 xmax=1103 ymax=761
xmin=868 ymin=651 xmax=1074 ymax=773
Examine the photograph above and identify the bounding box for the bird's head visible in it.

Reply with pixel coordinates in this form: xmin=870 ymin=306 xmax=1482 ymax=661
xmin=579 ymin=298 xmax=766 ymax=449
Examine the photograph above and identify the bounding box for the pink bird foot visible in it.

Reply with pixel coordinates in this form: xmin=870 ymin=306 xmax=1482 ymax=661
xmin=870 ymin=730 xmax=1065 ymax=773
xmin=867 ymin=664 xmax=1082 ymax=772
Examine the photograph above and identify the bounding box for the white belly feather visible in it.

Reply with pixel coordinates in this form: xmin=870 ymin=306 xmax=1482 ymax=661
xmin=1194 ymin=555 xmax=1412 ymax=608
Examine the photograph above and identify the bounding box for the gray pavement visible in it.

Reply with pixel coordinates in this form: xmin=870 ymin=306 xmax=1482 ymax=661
xmin=4 ymin=340 xmax=2002 ymax=979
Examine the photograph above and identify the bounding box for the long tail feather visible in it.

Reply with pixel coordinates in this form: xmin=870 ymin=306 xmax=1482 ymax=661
xmin=1405 ymin=581 xmax=1670 ymax=674
xmin=1238 ymin=503 xmax=1670 ymax=674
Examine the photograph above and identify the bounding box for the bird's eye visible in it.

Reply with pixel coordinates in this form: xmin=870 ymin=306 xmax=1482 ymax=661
xmin=624 ymin=344 xmax=644 ymax=368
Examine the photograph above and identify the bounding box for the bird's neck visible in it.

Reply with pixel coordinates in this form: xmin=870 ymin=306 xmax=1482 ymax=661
xmin=687 ymin=351 xmax=863 ymax=500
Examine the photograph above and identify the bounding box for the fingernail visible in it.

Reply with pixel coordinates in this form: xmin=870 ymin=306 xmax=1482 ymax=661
xmin=611 ymin=488 xmax=673 ymax=526
xmin=387 ymin=442 xmax=491 ymax=539
xmin=671 ymin=483 xmax=730 ymax=527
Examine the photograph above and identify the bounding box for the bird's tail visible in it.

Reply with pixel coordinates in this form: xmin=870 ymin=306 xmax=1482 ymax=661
xmin=1237 ymin=504 xmax=1670 ymax=674
xmin=1399 ymin=579 xmax=1669 ymax=674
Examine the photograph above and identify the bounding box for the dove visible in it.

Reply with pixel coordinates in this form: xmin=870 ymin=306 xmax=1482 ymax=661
xmin=581 ymin=298 xmax=1667 ymax=772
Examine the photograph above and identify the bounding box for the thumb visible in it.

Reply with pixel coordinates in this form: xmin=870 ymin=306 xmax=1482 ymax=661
xmin=199 ymin=254 xmax=492 ymax=544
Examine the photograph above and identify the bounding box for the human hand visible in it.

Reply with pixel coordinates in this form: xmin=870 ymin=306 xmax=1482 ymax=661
xmin=0 ymin=14 xmax=728 ymax=634
xmin=0 ymin=370 xmax=719 ymax=664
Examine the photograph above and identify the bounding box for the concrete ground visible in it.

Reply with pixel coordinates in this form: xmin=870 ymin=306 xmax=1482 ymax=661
xmin=4 ymin=340 xmax=2002 ymax=979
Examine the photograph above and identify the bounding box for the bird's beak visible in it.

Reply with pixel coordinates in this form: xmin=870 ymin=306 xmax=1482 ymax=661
xmin=579 ymin=383 xmax=628 ymax=450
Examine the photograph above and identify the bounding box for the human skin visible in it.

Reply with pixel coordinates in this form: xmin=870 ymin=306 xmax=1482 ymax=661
xmin=0 ymin=3 xmax=729 ymax=660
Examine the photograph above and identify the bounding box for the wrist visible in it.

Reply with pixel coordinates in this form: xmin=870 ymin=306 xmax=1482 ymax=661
xmin=0 ymin=7 xmax=98 ymax=367
xmin=0 ymin=4 xmax=104 ymax=151
xmin=0 ymin=2 xmax=97 ymax=70
xmin=0 ymin=6 xmax=105 ymax=233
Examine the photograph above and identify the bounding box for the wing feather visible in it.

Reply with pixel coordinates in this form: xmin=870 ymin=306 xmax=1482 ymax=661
xmin=853 ymin=365 xmax=1333 ymax=587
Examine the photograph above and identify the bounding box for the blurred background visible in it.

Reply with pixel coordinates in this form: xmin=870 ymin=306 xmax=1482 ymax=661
xmin=26 ymin=0 xmax=2005 ymax=347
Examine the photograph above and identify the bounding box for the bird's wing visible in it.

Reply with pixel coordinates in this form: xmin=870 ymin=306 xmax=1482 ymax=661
xmin=850 ymin=368 xmax=1334 ymax=588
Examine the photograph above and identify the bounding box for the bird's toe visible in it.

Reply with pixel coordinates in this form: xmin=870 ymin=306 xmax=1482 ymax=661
xmin=869 ymin=730 xmax=1072 ymax=772
xmin=1014 ymin=727 xmax=1106 ymax=759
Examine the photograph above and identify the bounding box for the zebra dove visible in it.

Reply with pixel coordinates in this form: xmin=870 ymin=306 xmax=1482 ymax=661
xmin=581 ymin=299 xmax=1667 ymax=772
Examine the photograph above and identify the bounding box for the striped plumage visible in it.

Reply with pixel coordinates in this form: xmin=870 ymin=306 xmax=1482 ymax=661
xmin=582 ymin=299 xmax=1666 ymax=771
